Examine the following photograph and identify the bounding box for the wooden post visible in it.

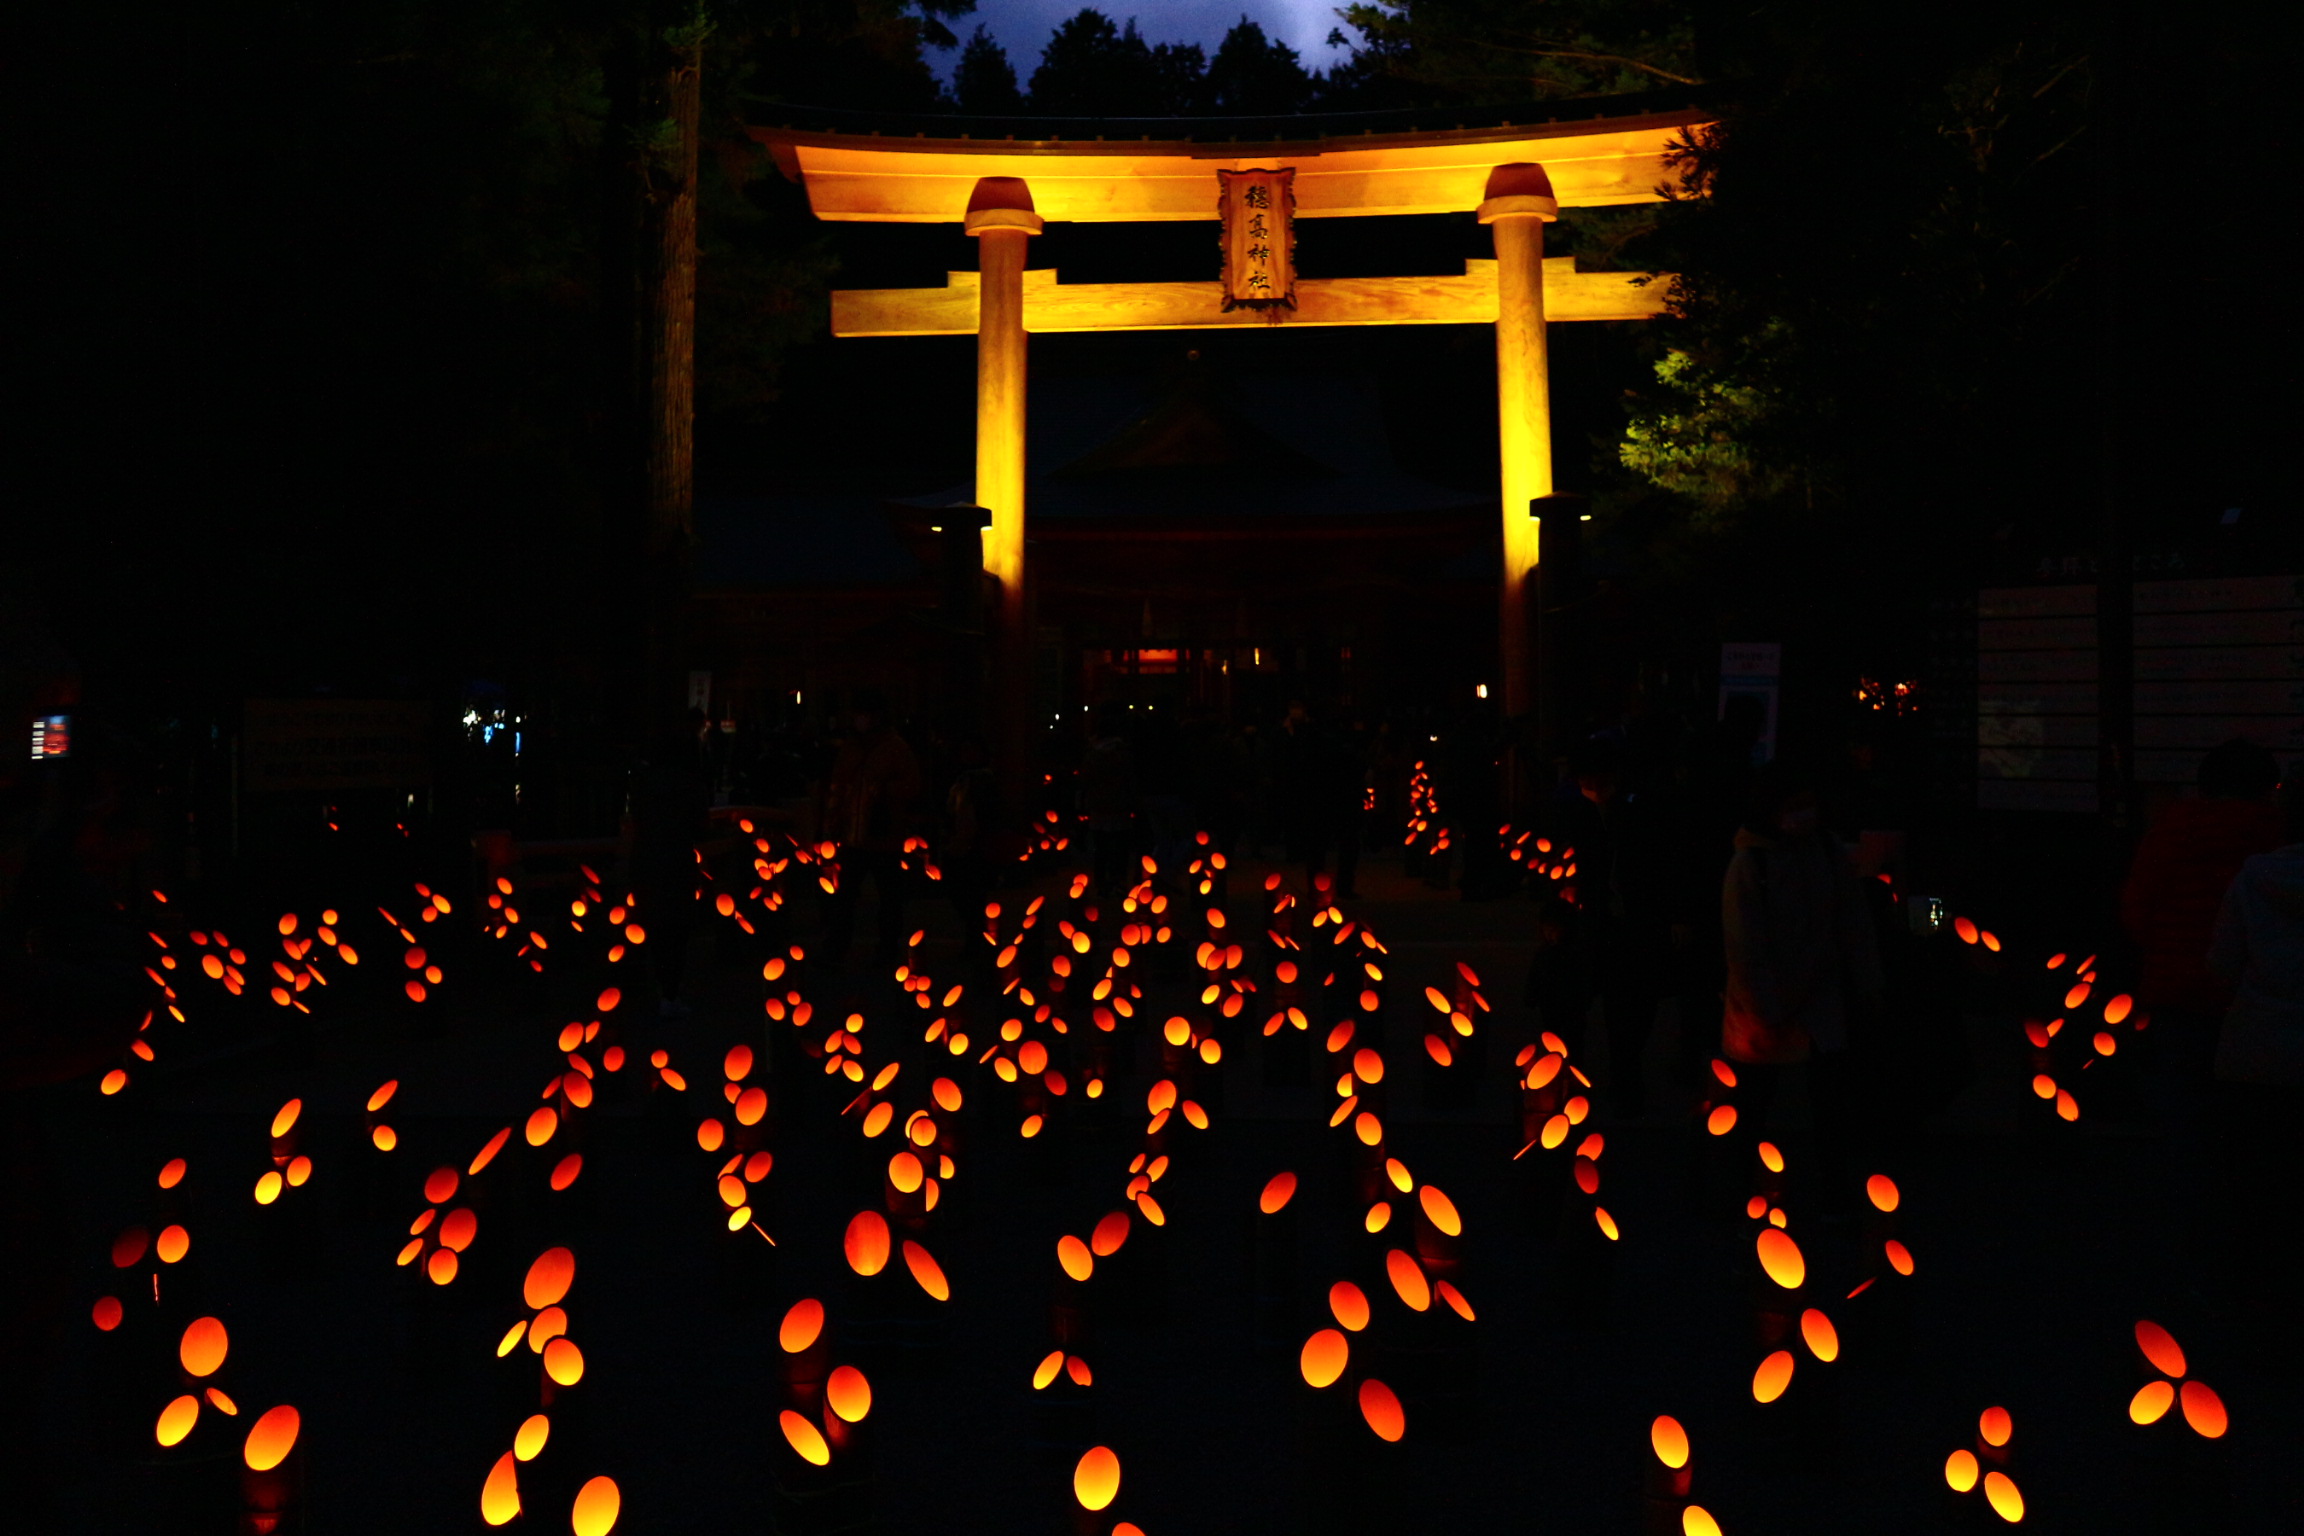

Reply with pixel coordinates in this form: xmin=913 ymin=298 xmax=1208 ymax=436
xmin=967 ymin=177 xmax=1042 ymax=818
xmin=1481 ymin=164 xmax=1559 ymax=735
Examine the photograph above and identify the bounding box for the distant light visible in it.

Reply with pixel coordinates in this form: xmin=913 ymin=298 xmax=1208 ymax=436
xmin=1579 ymin=514 xmax=1592 ymax=521
xmin=1475 ymin=684 xmax=1489 ymax=699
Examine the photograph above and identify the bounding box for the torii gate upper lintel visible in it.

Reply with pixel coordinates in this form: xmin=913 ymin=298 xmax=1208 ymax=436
xmin=748 ymin=100 xmax=1711 ymax=793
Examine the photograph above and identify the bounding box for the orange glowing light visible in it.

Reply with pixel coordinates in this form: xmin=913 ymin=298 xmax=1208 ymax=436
xmin=271 ymin=1098 xmax=302 ymax=1139
xmin=779 ymin=1299 xmax=825 ymax=1354
xmin=1358 ymin=1378 xmax=1406 ymax=1441
xmin=781 ymin=1407 xmax=831 ymax=1464
xmin=2064 ymin=982 xmax=2091 ymax=1011
xmin=551 ymin=1153 xmax=583 ymax=1191
xmin=1385 ymin=1248 xmax=1432 ymax=1311
xmin=1651 ymin=1415 xmax=1689 ymax=1469
xmin=902 ymin=1239 xmax=950 ymax=1300
xmin=515 ymin=1413 xmax=550 ymax=1461
xmin=845 ymin=1211 xmax=891 ymax=1276
xmin=1259 ymin=1171 xmax=1298 ymax=1213
xmin=1682 ymin=1507 xmax=1722 ymax=1536
xmin=1800 ymin=1308 xmax=1839 ymax=1362
xmin=543 ymin=1336 xmax=584 ymax=1386
xmin=1073 ymin=1446 xmax=1123 ymax=1511
xmin=1983 ymin=1470 xmax=2023 ymax=1522
xmin=2179 ymin=1380 xmax=2227 ymax=1438
xmin=1978 ymin=1405 xmax=2012 ymax=1446
xmin=1945 ymin=1448 xmax=1979 ymax=1492
xmin=1757 ymin=1140 xmax=1785 ymax=1173
xmin=425 ymin=1165 xmax=460 ymax=1204
xmin=525 ymin=1106 xmax=559 ymax=1146
xmin=1885 ymin=1240 xmax=1915 ymax=1275
xmin=157 ymin=1225 xmax=190 ymax=1264
xmin=1417 ymin=1185 xmax=1463 ymax=1236
xmin=242 ymin=1404 xmax=299 ymax=1471
xmin=827 ymin=1364 xmax=874 ymax=1423
xmin=2134 ymin=1319 xmax=2185 ymax=1378
xmin=2129 ymin=1380 xmax=2174 ymax=1425
xmin=470 ymin=1126 xmax=512 ymax=1175
xmin=1058 ymin=1235 xmax=1095 ymax=1282
xmin=1756 ymin=1229 xmax=1806 ymax=1290
xmin=180 ymin=1316 xmax=229 ymax=1377
xmin=524 ymin=1247 xmax=576 ymax=1309
xmin=1301 ymin=1328 xmax=1350 ymax=1387
xmin=1092 ymin=1210 xmax=1131 ymax=1256
xmin=1706 ymin=1104 xmax=1737 ymax=1136
xmin=1751 ymin=1349 xmax=1795 ymax=1403
xmin=1866 ymin=1173 xmax=1900 ymax=1212
xmin=1033 ymin=1349 xmax=1065 ymax=1389
xmin=92 ymin=1296 xmax=123 ymax=1331
xmin=156 ymin=1394 xmax=199 ymax=1447
xmin=428 ymin=1247 xmax=460 ymax=1285
xmin=481 ymin=1451 xmax=522 ymax=1525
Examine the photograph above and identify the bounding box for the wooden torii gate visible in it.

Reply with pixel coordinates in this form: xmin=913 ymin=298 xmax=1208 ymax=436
xmin=750 ymin=100 xmax=1707 ymax=805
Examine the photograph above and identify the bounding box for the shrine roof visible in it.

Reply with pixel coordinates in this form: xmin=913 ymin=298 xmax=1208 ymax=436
xmin=749 ymin=92 xmax=1712 ymax=223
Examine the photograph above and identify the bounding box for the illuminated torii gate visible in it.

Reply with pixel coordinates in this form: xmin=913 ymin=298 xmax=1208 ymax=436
xmin=750 ymin=101 xmax=1706 ymax=801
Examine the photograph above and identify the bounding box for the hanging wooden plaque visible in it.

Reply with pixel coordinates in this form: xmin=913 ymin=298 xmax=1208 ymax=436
xmin=1218 ymin=168 xmax=1296 ymax=313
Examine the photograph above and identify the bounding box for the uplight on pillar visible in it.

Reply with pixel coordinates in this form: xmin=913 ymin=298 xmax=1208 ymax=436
xmin=965 ymin=176 xmax=1043 ymax=813
xmin=1479 ymin=162 xmax=1558 ymax=723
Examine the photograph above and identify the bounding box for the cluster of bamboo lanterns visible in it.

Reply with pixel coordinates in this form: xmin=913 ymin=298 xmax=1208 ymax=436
xmin=82 ymin=807 xmax=2242 ymax=1532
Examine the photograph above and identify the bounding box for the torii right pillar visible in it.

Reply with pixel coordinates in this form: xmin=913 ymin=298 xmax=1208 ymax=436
xmin=1481 ymin=163 xmax=1559 ymax=751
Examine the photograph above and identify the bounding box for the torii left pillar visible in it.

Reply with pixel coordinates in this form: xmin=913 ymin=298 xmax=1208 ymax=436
xmin=1480 ymin=163 xmax=1559 ymax=743
xmin=967 ymin=177 xmax=1043 ymax=817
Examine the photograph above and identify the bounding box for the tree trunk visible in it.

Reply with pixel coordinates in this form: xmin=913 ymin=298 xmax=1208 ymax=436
xmin=639 ymin=14 xmax=704 ymax=737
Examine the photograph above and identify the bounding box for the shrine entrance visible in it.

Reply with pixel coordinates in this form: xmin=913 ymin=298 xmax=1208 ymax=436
xmin=749 ymin=97 xmax=1709 ymax=810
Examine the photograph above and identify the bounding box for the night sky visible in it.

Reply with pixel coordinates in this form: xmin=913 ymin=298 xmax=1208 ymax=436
xmin=942 ymin=0 xmax=1352 ymax=79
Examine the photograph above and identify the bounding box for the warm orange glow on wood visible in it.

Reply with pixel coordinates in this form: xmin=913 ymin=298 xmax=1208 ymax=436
xmin=1756 ymin=1229 xmax=1806 ymax=1290
xmin=845 ymin=1212 xmax=893 ymax=1276
xmin=2179 ymin=1380 xmax=2228 ymax=1438
xmin=827 ymin=1364 xmax=873 ymax=1423
xmin=1301 ymin=1328 xmax=1349 ymax=1388
xmin=1386 ymin=1248 xmax=1432 ymax=1312
xmin=2134 ymin=1319 xmax=2185 ymax=1378
xmin=1751 ymin=1349 xmax=1795 ymax=1403
xmin=525 ymin=1248 xmax=576 ymax=1309
xmin=902 ymin=1239 xmax=950 ymax=1300
xmin=1058 ymin=1235 xmax=1094 ymax=1282
xmin=1417 ymin=1185 xmax=1463 ymax=1236
xmin=1983 ymin=1470 xmax=2024 ymax=1522
xmin=543 ymin=1337 xmax=585 ymax=1386
xmin=482 ymin=1450 xmax=521 ymax=1524
xmin=156 ymin=1394 xmax=200 ymax=1447
xmin=1358 ymin=1378 xmax=1406 ymax=1441
xmin=515 ymin=1414 xmax=550 ymax=1461
xmin=242 ymin=1404 xmax=299 ymax=1471
xmin=1650 ymin=1415 xmax=1689 ymax=1469
xmin=180 ymin=1316 xmax=229 ymax=1377
xmin=1074 ymin=1446 xmax=1121 ymax=1510
xmin=1800 ymin=1308 xmax=1840 ymax=1362
xmin=2129 ymin=1380 xmax=2174 ymax=1425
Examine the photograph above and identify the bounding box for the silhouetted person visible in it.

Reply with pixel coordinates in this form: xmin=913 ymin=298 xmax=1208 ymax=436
xmin=820 ymin=689 xmax=922 ymax=968
xmin=2122 ymin=738 xmax=2283 ymax=1083
xmin=1721 ymin=760 xmax=1882 ymax=1207
xmin=2207 ymin=766 xmax=2304 ymax=1359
